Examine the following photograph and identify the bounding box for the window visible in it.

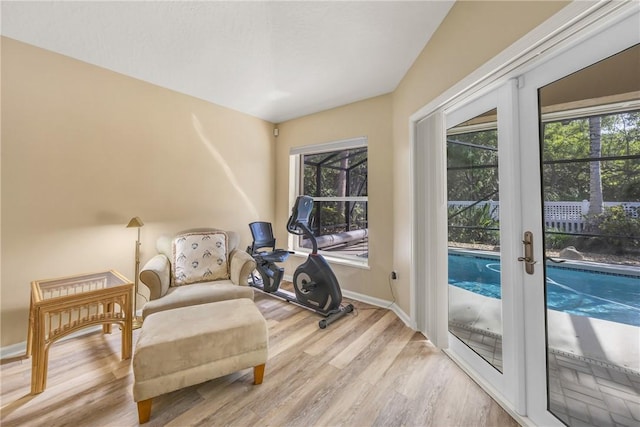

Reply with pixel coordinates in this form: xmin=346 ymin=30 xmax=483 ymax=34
xmin=290 ymin=137 xmax=368 ymax=263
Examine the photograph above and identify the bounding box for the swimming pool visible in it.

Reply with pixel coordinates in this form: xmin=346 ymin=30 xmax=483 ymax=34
xmin=448 ymin=253 xmax=640 ymax=327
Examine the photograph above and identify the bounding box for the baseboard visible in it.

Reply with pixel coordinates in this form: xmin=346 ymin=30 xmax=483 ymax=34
xmin=1 ymin=341 xmax=28 ymax=360
xmin=341 ymin=289 xmax=414 ymax=329
xmin=282 ymin=274 xmax=414 ymax=329
xmin=1 ymin=325 xmax=104 ymax=360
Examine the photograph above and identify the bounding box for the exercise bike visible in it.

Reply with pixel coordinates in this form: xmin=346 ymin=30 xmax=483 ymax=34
xmin=247 ymin=195 xmax=353 ymax=328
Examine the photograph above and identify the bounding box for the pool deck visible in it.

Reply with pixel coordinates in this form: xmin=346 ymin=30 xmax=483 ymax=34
xmin=447 ymin=249 xmax=639 ymax=425
xmin=448 ymin=286 xmax=639 ymax=373
xmin=449 ymin=286 xmax=640 ymax=426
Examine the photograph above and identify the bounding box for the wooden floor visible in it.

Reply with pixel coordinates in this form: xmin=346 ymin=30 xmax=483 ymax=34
xmin=1 ymin=292 xmax=518 ymax=426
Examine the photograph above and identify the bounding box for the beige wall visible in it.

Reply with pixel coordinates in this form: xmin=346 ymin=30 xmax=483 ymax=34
xmin=389 ymin=1 xmax=569 ymax=314
xmin=274 ymin=95 xmax=394 ymax=300
xmin=1 ymin=38 xmax=275 ymax=347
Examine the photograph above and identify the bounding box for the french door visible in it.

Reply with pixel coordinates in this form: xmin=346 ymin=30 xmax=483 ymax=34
xmin=519 ymin=12 xmax=639 ymax=427
xmin=444 ymin=79 xmax=527 ymax=412
xmin=441 ymin=7 xmax=639 ymax=426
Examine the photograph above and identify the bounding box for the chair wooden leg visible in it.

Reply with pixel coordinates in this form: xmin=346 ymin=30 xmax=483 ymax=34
xmin=137 ymin=399 xmax=152 ymax=424
xmin=254 ymin=363 xmax=265 ymax=385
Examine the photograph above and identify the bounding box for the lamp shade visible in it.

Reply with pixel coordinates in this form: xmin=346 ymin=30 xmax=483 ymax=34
xmin=126 ymin=217 xmax=144 ymax=228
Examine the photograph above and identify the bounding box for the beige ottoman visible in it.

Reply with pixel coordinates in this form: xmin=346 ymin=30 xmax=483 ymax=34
xmin=132 ymin=298 xmax=268 ymax=424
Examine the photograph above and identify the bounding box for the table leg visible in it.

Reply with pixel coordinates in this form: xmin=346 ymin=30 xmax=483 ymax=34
xmin=122 ymin=294 xmax=132 ymax=360
xmin=103 ymin=302 xmax=113 ymax=334
xmin=26 ymin=296 xmax=34 ymax=357
xmin=30 ymin=313 xmax=47 ymax=394
xmin=39 ymin=344 xmax=51 ymax=392
xmin=30 ymin=338 xmax=40 ymax=394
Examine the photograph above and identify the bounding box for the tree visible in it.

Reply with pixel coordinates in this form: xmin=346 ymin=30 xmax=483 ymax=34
xmin=337 ymin=155 xmax=348 ymax=227
xmin=447 ymin=127 xmax=500 ymax=247
xmin=447 ymin=129 xmax=499 ymax=203
xmin=303 ymin=148 xmax=368 ymax=235
xmin=601 ymin=112 xmax=640 ymax=201
xmin=541 ymin=119 xmax=590 ymax=201
xmin=588 ymin=116 xmax=604 ymax=215
xmin=541 ymin=112 xmax=640 ymax=202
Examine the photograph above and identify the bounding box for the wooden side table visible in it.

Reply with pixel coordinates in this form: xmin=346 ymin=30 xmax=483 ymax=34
xmin=27 ymin=270 xmax=133 ymax=394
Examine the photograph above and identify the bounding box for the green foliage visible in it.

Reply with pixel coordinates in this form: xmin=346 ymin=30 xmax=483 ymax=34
xmin=600 ymin=112 xmax=640 ymax=201
xmin=447 ymin=126 xmax=501 ymax=247
xmin=302 ymin=147 xmax=368 ymax=236
xmin=447 ymin=129 xmax=499 ymax=202
xmin=303 ymin=148 xmax=367 ymax=197
xmin=446 ymin=110 xmax=640 ymax=256
xmin=542 ymin=120 xmax=590 ymax=201
xmin=310 ymin=201 xmax=368 ymax=236
xmin=542 ymin=112 xmax=640 ymax=202
xmin=448 ymin=204 xmax=500 ymax=246
xmin=582 ymin=205 xmax=640 ymax=254
xmin=544 ymin=228 xmax=576 ymax=250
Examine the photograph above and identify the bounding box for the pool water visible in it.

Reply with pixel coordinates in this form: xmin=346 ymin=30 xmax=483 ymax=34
xmin=448 ymin=254 xmax=640 ymax=327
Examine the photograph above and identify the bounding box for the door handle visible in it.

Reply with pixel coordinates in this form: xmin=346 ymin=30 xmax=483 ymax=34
xmin=518 ymin=231 xmax=536 ymax=275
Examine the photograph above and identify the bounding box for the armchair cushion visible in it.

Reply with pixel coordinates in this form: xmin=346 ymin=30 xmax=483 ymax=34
xmin=229 ymin=249 xmax=256 ymax=286
xmin=138 ymin=227 xmax=257 ymax=319
xmin=141 ymin=283 xmax=254 ymax=319
xmin=172 ymin=231 xmax=229 ymax=285
xmin=139 ymin=254 xmax=171 ymax=301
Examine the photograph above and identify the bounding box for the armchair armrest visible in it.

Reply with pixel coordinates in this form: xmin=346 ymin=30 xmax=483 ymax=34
xmin=139 ymin=254 xmax=171 ymax=300
xmin=229 ymin=249 xmax=256 ymax=286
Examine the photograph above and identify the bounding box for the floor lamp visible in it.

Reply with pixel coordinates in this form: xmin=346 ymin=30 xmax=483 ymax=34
xmin=126 ymin=216 xmax=144 ymax=329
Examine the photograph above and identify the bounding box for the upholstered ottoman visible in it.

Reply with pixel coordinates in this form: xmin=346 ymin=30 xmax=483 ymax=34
xmin=132 ymin=298 xmax=268 ymax=424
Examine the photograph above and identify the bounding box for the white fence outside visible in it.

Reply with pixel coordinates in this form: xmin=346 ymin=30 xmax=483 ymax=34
xmin=448 ymin=200 xmax=640 ymax=233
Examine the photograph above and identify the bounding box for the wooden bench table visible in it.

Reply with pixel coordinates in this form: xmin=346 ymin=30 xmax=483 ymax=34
xmin=27 ymin=270 xmax=133 ymax=394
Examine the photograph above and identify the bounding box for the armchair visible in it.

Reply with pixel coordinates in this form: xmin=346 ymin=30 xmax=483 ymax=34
xmin=139 ymin=228 xmax=256 ymax=319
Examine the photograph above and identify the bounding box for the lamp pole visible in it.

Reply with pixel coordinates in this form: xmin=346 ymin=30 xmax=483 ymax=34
xmin=127 ymin=217 xmax=144 ymax=329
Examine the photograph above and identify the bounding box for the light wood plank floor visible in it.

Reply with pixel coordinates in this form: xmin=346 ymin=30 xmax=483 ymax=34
xmin=1 ymin=293 xmax=519 ymax=426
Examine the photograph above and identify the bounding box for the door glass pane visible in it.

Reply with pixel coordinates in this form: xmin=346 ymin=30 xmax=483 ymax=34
xmin=539 ymin=44 xmax=640 ymax=426
xmin=447 ymin=108 xmax=503 ymax=373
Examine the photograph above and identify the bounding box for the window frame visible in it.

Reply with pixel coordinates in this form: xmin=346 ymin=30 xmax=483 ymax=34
xmin=289 ymin=136 xmax=369 ymax=266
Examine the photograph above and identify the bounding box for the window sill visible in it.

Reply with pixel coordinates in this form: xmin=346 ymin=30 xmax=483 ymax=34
xmin=288 ymin=250 xmax=370 ymax=270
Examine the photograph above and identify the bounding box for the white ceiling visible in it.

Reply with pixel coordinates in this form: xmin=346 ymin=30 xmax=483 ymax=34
xmin=1 ymin=1 xmax=454 ymax=123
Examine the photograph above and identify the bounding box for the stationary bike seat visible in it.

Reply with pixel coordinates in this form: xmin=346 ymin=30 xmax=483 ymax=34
xmin=256 ymin=249 xmax=291 ymax=263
